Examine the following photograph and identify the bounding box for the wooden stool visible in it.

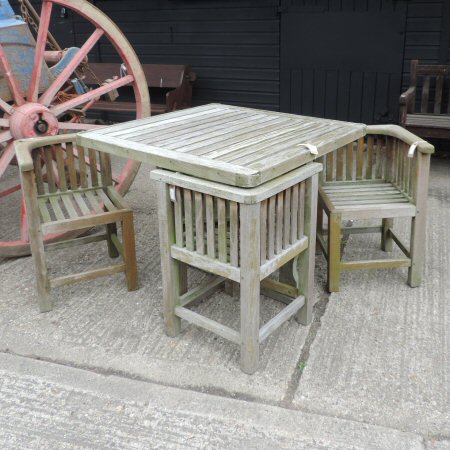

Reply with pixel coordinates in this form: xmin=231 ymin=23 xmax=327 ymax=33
xmin=16 ymin=134 xmax=138 ymax=313
xmin=152 ymin=162 xmax=322 ymax=374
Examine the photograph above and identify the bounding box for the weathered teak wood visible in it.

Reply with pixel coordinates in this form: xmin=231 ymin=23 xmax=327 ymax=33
xmin=317 ymin=124 xmax=434 ymax=293
xmin=399 ymin=59 xmax=450 ymax=139
xmin=78 ymin=103 xmax=365 ymax=188
xmin=152 ymin=162 xmax=322 ymax=374
xmin=16 ymin=134 xmax=138 ymax=312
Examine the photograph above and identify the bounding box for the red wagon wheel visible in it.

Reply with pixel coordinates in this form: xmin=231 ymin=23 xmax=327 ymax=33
xmin=0 ymin=0 xmax=150 ymax=257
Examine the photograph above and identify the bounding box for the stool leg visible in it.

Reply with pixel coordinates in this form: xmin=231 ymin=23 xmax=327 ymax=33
xmin=327 ymin=212 xmax=342 ymax=293
xmin=239 ymin=203 xmax=261 ymax=374
xmin=296 ymin=173 xmax=318 ymax=325
xmin=157 ymin=183 xmax=182 ymax=336
xmin=122 ymin=213 xmax=138 ymax=291
xmin=381 ymin=218 xmax=393 ymax=252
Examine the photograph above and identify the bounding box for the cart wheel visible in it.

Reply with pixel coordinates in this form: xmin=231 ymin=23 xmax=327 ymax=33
xmin=0 ymin=0 xmax=150 ymax=257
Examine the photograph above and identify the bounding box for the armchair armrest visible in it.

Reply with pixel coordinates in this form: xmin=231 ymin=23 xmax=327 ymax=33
xmin=15 ymin=134 xmax=79 ymax=172
xmin=15 ymin=140 xmax=34 ymax=172
xmin=366 ymin=124 xmax=434 ymax=155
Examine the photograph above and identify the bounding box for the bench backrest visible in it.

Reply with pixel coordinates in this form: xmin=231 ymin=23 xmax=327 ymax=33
xmin=409 ymin=59 xmax=450 ymax=115
xmin=83 ymin=63 xmax=193 ymax=89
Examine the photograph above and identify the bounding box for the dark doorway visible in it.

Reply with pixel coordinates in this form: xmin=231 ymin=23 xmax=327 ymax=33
xmin=280 ymin=0 xmax=407 ymax=124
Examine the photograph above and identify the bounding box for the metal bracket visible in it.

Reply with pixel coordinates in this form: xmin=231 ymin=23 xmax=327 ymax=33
xmin=408 ymin=141 xmax=426 ymax=158
xmin=169 ymin=185 xmax=176 ymax=202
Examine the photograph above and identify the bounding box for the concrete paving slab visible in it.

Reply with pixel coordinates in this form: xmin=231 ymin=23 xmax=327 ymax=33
xmin=0 ymin=353 xmax=425 ymax=450
xmin=293 ymin=159 xmax=450 ymax=437
xmin=0 ymin=164 xmax=313 ymax=403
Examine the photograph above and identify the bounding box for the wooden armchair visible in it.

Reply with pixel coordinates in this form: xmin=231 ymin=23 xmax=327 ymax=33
xmin=16 ymin=134 xmax=138 ymax=312
xmin=317 ymin=125 xmax=434 ymax=292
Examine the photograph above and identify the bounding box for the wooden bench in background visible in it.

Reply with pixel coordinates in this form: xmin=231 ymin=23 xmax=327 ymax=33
xmin=399 ymin=59 xmax=450 ymax=139
xmin=83 ymin=63 xmax=196 ymax=116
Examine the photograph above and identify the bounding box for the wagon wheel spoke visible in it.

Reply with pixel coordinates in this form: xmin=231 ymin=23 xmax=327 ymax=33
xmin=0 ymin=130 xmax=12 ymax=144
xmin=0 ymin=142 xmax=15 ymax=179
xmin=50 ymin=75 xmax=135 ymax=117
xmin=0 ymin=183 xmax=21 ymax=199
xmin=0 ymin=99 xmax=14 ymax=115
xmin=27 ymin=0 xmax=53 ymax=102
xmin=0 ymin=45 xmax=25 ymax=106
xmin=39 ymin=28 xmax=105 ymax=107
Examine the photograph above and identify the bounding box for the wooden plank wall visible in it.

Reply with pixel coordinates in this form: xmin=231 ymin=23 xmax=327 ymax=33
xmin=79 ymin=0 xmax=280 ymax=111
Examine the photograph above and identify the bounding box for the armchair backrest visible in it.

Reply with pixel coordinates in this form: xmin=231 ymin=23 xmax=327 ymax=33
xmin=16 ymin=134 xmax=113 ymax=196
xmin=318 ymin=125 xmax=434 ymax=205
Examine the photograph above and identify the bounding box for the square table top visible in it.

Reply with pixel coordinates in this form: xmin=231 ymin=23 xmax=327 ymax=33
xmin=77 ymin=103 xmax=366 ymax=188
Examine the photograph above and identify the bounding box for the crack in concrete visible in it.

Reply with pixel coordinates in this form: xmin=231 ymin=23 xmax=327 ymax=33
xmin=280 ymin=226 xmax=353 ymax=408
xmin=279 ymin=288 xmax=331 ymax=408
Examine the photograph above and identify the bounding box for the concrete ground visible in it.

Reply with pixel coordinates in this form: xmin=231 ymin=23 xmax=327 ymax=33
xmin=0 ymin=156 xmax=448 ymax=449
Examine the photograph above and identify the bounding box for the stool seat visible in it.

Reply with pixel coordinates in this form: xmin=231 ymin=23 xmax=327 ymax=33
xmin=152 ymin=162 xmax=322 ymax=374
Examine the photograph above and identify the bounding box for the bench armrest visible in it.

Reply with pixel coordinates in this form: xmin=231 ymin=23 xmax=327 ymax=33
xmin=399 ymin=86 xmax=415 ymax=105
xmin=165 ymin=71 xmax=195 ymax=111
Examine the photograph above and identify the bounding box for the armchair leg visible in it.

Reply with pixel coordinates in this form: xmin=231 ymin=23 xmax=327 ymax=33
xmin=32 ymin=242 xmax=52 ymax=313
xmin=327 ymin=212 xmax=342 ymax=293
xmin=23 ymin=173 xmax=53 ymax=312
xmin=29 ymin=228 xmax=52 ymax=312
xmin=122 ymin=213 xmax=138 ymax=291
xmin=408 ymin=152 xmax=430 ymax=288
xmin=408 ymin=214 xmax=426 ymax=287
xmin=381 ymin=218 xmax=393 ymax=252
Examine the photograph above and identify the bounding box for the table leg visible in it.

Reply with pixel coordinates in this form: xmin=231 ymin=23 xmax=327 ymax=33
xmin=239 ymin=203 xmax=261 ymax=374
xmin=296 ymin=173 xmax=318 ymax=325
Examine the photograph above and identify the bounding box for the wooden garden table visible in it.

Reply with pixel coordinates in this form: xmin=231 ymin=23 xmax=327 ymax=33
xmin=77 ymin=103 xmax=365 ymax=188
xmin=77 ymin=103 xmax=366 ymax=373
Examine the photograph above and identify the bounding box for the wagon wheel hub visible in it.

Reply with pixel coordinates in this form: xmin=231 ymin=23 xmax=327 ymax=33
xmin=8 ymin=103 xmax=59 ymax=139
